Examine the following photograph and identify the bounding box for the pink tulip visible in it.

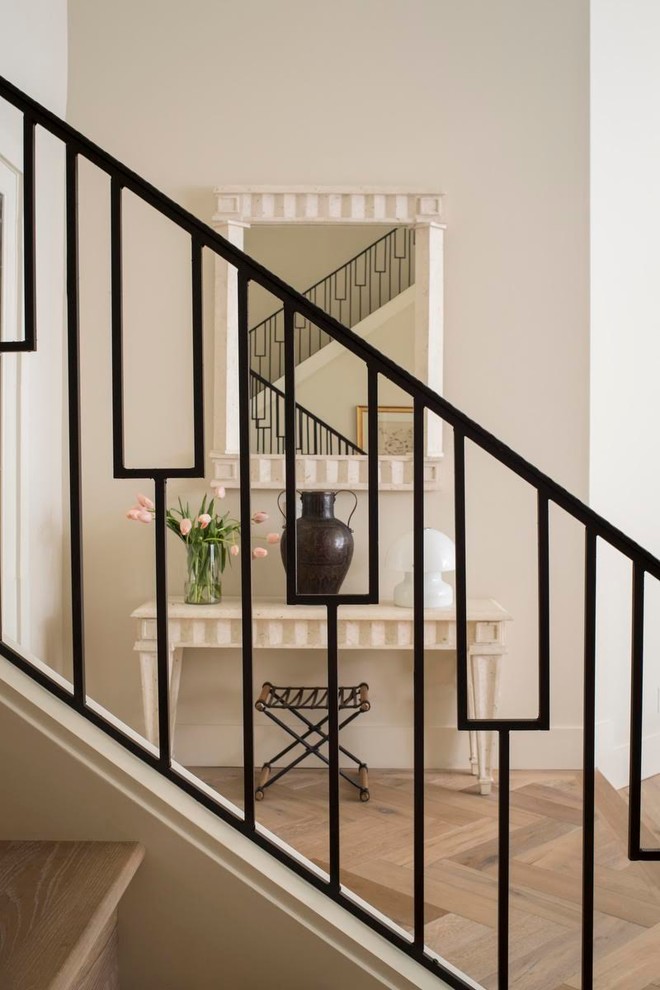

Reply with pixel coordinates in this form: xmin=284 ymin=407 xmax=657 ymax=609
xmin=266 ymin=532 xmax=280 ymax=544
xmin=230 ymin=544 xmax=240 ymax=557
xmin=126 ymin=508 xmax=142 ymax=521
xmin=180 ymin=518 xmax=193 ymax=536
xmin=136 ymin=493 xmax=154 ymax=510
xmin=252 ymin=511 xmax=268 ymax=524
xmin=198 ymin=513 xmax=212 ymax=529
xmin=252 ymin=546 xmax=268 ymax=559
xmin=214 ymin=485 xmax=226 ymax=499
xmin=137 ymin=510 xmax=152 ymax=524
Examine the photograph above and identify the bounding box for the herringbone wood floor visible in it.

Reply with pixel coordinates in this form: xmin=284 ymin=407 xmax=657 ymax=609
xmin=192 ymin=766 xmax=660 ymax=990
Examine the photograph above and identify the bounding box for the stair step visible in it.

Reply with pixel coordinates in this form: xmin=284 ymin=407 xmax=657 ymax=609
xmin=210 ymin=452 xmax=444 ymax=491
xmin=0 ymin=841 xmax=144 ymax=990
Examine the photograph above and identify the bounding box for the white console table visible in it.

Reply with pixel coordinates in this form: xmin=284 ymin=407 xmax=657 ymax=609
xmin=132 ymin=597 xmax=510 ymax=794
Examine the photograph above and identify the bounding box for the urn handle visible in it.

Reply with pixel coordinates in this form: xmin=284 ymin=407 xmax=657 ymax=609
xmin=276 ymin=489 xmax=290 ymax=522
xmin=277 ymin=489 xmax=358 ymax=530
xmin=335 ymin=490 xmax=359 ymax=530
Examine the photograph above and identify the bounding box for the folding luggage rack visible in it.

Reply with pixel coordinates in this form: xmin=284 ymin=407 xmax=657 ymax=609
xmin=254 ymin=682 xmax=371 ymax=801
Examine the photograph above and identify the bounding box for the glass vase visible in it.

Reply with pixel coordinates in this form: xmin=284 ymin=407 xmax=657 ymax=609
xmin=185 ymin=542 xmax=222 ymax=605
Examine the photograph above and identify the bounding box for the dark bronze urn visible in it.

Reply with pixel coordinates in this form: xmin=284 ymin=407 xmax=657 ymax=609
xmin=279 ymin=490 xmax=357 ymax=595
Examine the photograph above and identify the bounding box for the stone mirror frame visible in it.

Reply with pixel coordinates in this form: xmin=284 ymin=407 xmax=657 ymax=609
xmin=211 ymin=187 xmax=444 ymax=491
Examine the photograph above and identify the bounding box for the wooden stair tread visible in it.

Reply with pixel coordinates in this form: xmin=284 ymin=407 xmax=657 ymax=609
xmin=0 ymin=840 xmax=144 ymax=990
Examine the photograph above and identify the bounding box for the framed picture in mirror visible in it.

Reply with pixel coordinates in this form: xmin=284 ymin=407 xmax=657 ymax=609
xmin=356 ymin=405 xmax=413 ymax=454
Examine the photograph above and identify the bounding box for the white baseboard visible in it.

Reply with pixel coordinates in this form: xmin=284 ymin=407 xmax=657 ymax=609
xmin=175 ymin=723 xmax=470 ymax=769
xmin=597 ymin=726 xmax=660 ymax=790
xmin=175 ymin=722 xmax=585 ymax=771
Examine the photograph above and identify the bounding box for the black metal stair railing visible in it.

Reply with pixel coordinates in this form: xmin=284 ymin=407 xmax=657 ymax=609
xmin=250 ymin=370 xmax=364 ymax=456
xmin=1 ymin=73 xmax=660 ymax=990
xmin=249 ymin=225 xmax=415 ymax=384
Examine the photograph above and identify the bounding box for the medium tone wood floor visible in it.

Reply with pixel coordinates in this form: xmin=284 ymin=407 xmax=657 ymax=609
xmin=191 ymin=765 xmax=660 ymax=990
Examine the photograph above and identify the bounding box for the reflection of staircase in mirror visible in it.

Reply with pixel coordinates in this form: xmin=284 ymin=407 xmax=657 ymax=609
xmin=249 ymin=227 xmax=415 ymax=456
xmin=250 ymin=227 xmax=415 ymax=382
xmin=250 ymin=371 xmax=364 ymax=456
xmin=216 ymin=276 xmax=443 ymax=489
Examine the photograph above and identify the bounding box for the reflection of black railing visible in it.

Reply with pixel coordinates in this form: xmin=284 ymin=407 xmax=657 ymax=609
xmin=3 ymin=72 xmax=660 ymax=990
xmin=250 ymin=371 xmax=363 ymax=456
xmin=250 ymin=226 xmax=415 ymax=383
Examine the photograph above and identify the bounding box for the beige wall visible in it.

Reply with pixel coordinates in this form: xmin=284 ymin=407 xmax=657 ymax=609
xmin=65 ymin=0 xmax=589 ymax=767
xmin=0 ymin=0 xmax=71 ymax=674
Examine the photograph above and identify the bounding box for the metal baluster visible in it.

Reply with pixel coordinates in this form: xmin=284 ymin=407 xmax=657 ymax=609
xmin=368 ymin=252 xmax=373 ymax=315
xmin=582 ymin=527 xmax=597 ymax=990
xmin=237 ymin=272 xmax=255 ymax=827
xmin=538 ymin=492 xmax=550 ymax=728
xmin=498 ymin=731 xmax=511 ymax=990
xmin=454 ymin=431 xmax=469 ymax=727
xmin=413 ymin=399 xmax=425 ymax=948
xmin=269 ymin=387 xmax=274 ymax=455
xmin=23 ymin=112 xmax=36 ymax=350
xmin=368 ymin=366 xmax=379 ymax=601
xmin=66 ymin=145 xmax=85 ymax=703
xmin=275 ymin=380 xmax=281 ymax=454
xmin=327 ymin=602 xmax=340 ymax=892
xmin=377 ymin=238 xmax=385 ymax=309
xmin=410 ymin=227 xmax=416 ymax=285
xmin=154 ymin=477 xmax=171 ymax=768
xmin=388 ymin=233 xmax=393 ymax=303
xmin=284 ymin=304 xmax=297 ymax=601
xmin=277 ymin=315 xmax=283 ymax=382
xmin=629 ymin=562 xmax=645 ymax=858
xmin=110 ymin=178 xmax=125 ymax=476
xmin=191 ymin=238 xmax=204 ymax=473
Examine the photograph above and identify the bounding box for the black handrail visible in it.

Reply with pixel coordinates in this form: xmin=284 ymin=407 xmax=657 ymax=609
xmin=0 ymin=72 xmax=655 ymax=572
xmin=250 ymin=226 xmax=415 ymax=383
xmin=1 ymin=73 xmax=659 ymax=990
xmin=250 ymin=371 xmax=364 ymax=456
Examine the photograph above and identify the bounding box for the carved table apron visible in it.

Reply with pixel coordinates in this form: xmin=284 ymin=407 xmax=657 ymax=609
xmin=132 ymin=597 xmax=510 ymax=795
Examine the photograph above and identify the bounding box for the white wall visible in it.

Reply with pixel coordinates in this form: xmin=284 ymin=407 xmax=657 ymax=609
xmin=591 ymin=0 xmax=660 ymax=786
xmin=65 ymin=0 xmax=589 ymax=767
xmin=0 ymin=0 xmax=70 ymax=673
xmin=0 ymin=0 xmax=68 ymax=110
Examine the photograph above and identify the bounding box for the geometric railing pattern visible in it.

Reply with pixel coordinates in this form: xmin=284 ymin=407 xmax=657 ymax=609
xmin=249 ymin=225 xmax=415 ymax=385
xmin=1 ymin=73 xmax=659 ymax=990
xmin=250 ymin=370 xmax=364 ymax=455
